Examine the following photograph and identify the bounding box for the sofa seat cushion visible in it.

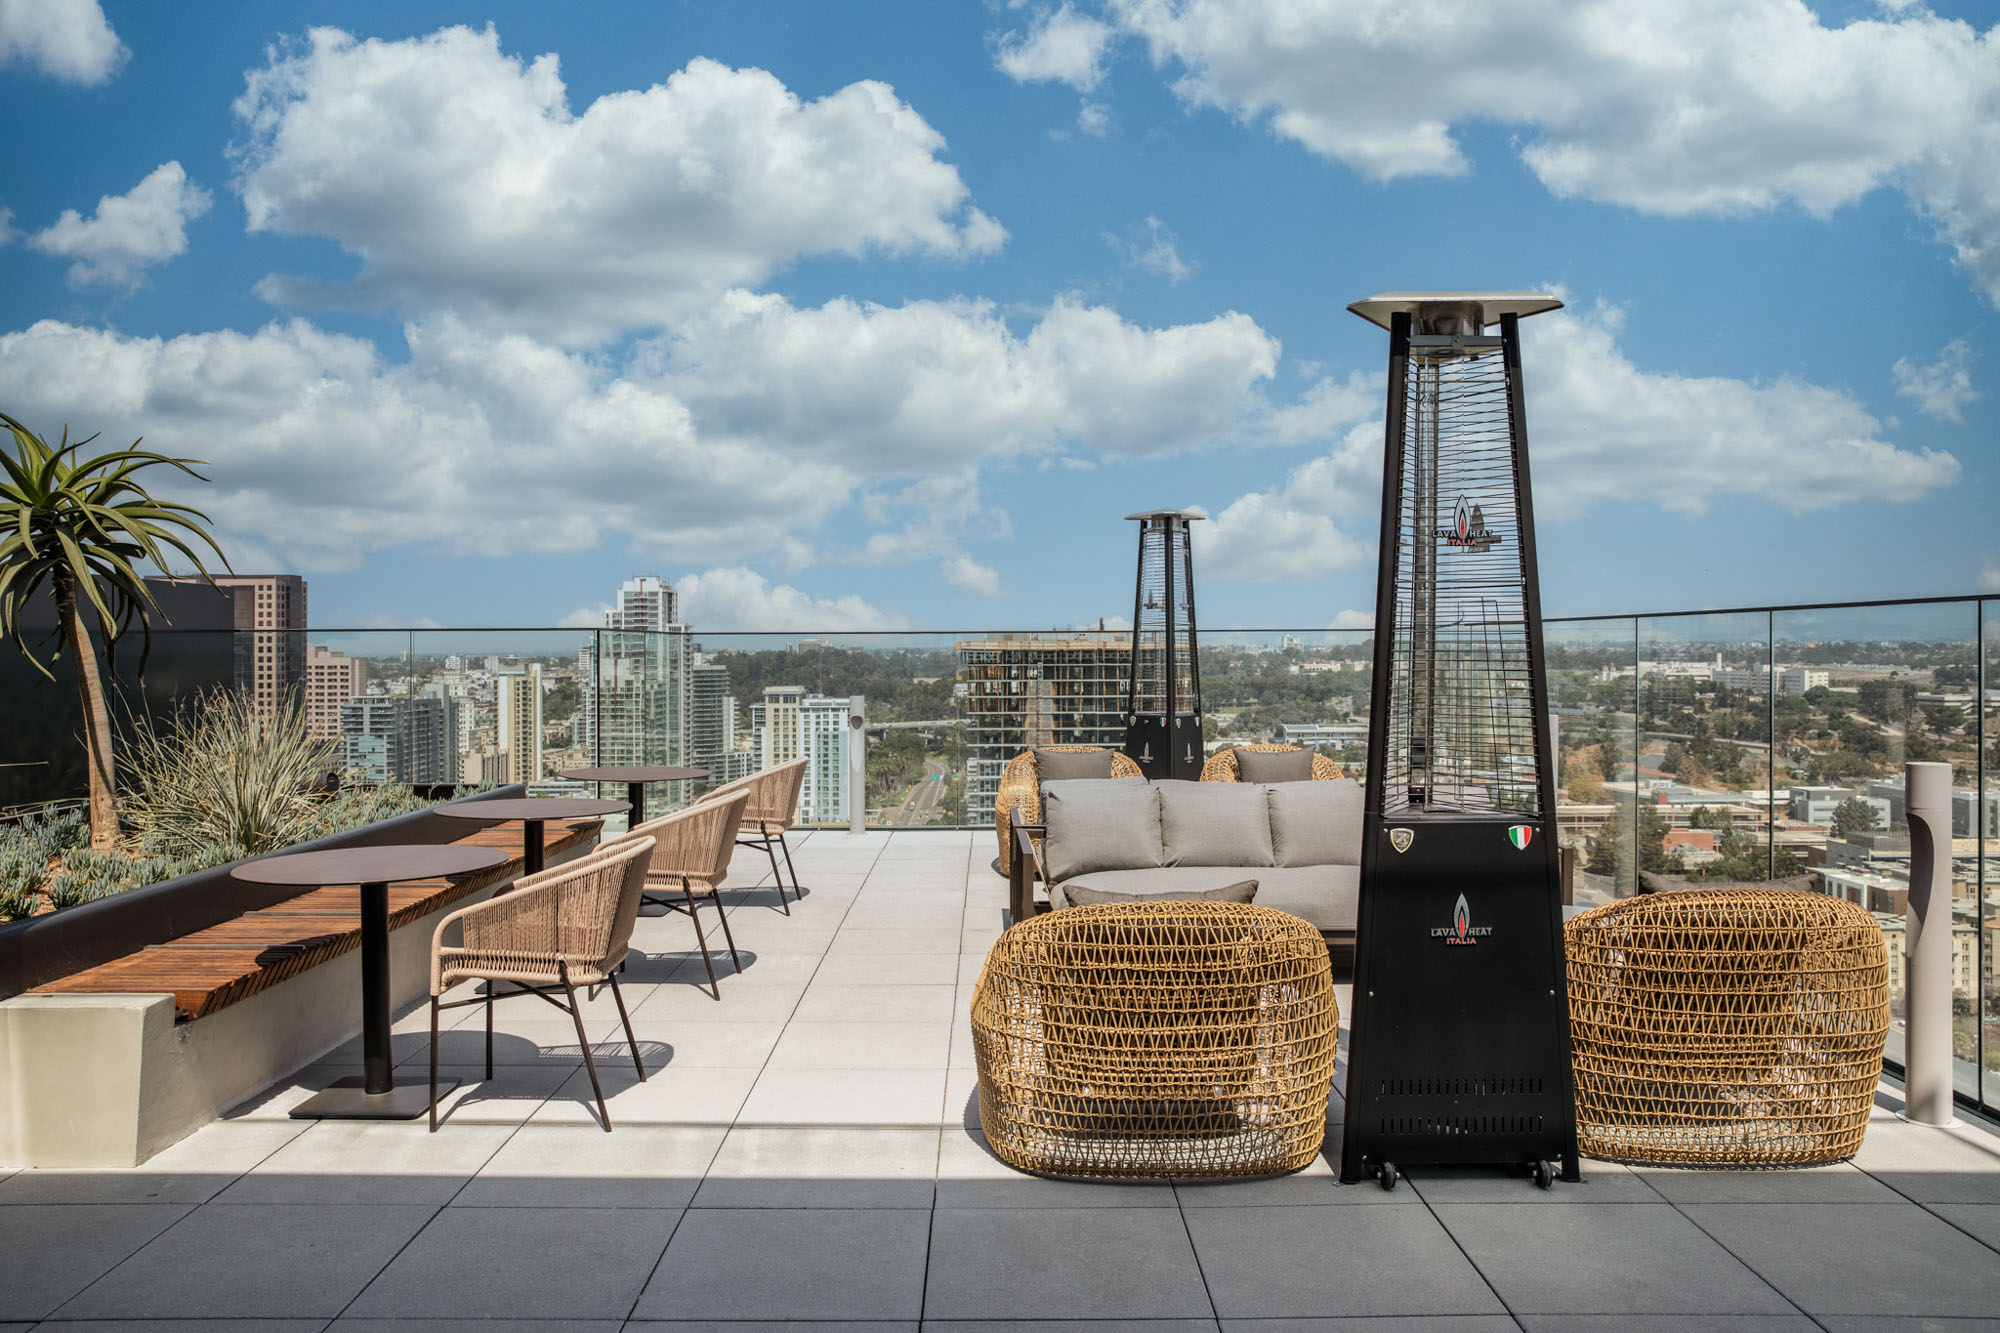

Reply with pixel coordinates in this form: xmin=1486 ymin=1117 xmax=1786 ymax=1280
xmin=1064 ymin=877 xmax=1258 ymax=906
xmin=1158 ymin=781 xmax=1275 ymax=868
xmin=1041 ymin=779 xmax=1163 ymax=882
xmin=1267 ymin=779 xmax=1363 ymax=867
xmin=1054 ymin=865 xmax=1358 ymax=932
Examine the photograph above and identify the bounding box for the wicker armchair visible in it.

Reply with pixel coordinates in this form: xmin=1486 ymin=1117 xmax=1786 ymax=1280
xmin=994 ymin=746 xmax=1145 ymax=877
xmin=428 ymin=835 xmax=655 ymax=1132
xmin=1198 ymin=743 xmax=1343 ymax=783
xmin=1565 ymin=888 xmax=1890 ymax=1166
xmin=622 ymin=789 xmax=750 ymax=999
xmin=709 ymin=757 xmax=808 ymax=912
xmin=972 ymin=901 xmax=1338 ymax=1179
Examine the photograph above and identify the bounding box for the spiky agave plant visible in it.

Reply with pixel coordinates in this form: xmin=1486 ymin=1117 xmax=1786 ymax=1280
xmin=123 ymin=689 xmax=332 ymax=859
xmin=0 ymin=412 xmax=231 ymax=849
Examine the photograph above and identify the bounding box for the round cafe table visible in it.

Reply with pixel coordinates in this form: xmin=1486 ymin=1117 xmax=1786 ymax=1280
xmin=230 ymin=844 xmax=508 ymax=1120
xmin=560 ymin=765 xmax=709 ymax=828
xmin=432 ymin=797 xmax=629 ymax=875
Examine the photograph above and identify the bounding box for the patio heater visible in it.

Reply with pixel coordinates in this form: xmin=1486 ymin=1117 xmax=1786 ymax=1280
xmin=1339 ymin=292 xmax=1579 ymax=1190
xmin=1122 ymin=509 xmax=1204 ymax=781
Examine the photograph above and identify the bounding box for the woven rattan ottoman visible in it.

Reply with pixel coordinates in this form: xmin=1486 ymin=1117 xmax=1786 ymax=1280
xmin=970 ymin=901 xmax=1338 ymax=1179
xmin=1565 ymin=887 xmax=1891 ymax=1166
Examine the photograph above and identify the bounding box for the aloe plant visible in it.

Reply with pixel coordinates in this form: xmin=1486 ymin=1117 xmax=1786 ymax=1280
xmin=0 ymin=412 xmax=231 ymax=849
xmin=122 ymin=689 xmax=331 ymax=858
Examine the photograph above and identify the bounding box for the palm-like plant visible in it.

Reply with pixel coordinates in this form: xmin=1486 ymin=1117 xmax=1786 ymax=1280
xmin=0 ymin=411 xmax=231 ymax=850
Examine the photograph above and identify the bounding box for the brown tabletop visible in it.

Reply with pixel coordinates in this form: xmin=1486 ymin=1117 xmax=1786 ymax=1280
xmin=433 ymin=798 xmax=629 ymax=874
xmin=230 ymin=842 xmax=509 ymax=1120
xmin=560 ymin=766 xmax=711 ymax=826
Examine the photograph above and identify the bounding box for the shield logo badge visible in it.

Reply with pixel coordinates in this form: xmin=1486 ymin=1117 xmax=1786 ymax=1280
xmin=1389 ymin=827 xmax=1414 ymax=854
xmin=1506 ymin=824 xmax=1534 ymax=850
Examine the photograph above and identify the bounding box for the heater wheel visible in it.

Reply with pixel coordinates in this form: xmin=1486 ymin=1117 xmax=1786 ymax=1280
xmin=1532 ymin=1159 xmax=1555 ymax=1190
xmin=1375 ymin=1161 xmax=1398 ymax=1192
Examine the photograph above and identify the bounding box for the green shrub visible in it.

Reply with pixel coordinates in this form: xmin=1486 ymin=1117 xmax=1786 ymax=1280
xmin=123 ymin=690 xmax=334 ymax=858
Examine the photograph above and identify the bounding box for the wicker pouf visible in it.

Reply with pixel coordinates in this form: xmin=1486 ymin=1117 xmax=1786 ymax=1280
xmin=971 ymin=901 xmax=1338 ymax=1179
xmin=1565 ymin=888 xmax=1890 ymax=1167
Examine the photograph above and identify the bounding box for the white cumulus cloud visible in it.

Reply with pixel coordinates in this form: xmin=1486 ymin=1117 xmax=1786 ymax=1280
xmin=0 ymin=0 xmax=124 ymax=84
xmin=232 ymin=26 xmax=1005 ymax=344
xmin=995 ymin=3 xmax=1117 ymax=92
xmin=1106 ymin=215 xmax=1191 ymax=283
xmin=1103 ymin=0 xmax=2000 ymax=304
xmin=1893 ymin=338 xmax=1978 ymax=422
xmin=28 ymin=162 xmax=211 ymax=287
xmin=674 ymin=566 xmax=908 ymax=631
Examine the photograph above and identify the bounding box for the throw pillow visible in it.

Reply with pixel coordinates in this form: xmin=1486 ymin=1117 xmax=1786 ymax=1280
xmin=1035 ymin=747 xmax=1116 ymax=782
xmin=1267 ymin=778 xmax=1363 ymax=867
xmin=1064 ymin=878 xmax=1258 ymax=906
xmin=1159 ymin=781 xmax=1276 ymax=867
xmin=1040 ymin=779 xmax=1163 ymax=881
xmin=1234 ymin=747 xmax=1315 ymax=783
xmin=1637 ymin=871 xmax=1816 ymax=895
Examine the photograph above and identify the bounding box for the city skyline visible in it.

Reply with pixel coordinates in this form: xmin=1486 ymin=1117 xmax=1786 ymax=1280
xmin=0 ymin=2 xmax=1994 ymax=633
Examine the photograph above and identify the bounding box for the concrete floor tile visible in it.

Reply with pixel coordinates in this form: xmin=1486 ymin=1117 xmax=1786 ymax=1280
xmin=1813 ymin=1319 xmax=2000 ymax=1331
xmin=693 ymin=1126 xmax=941 ymax=1208
xmin=945 ymin=1066 xmax=981 ymax=1128
xmin=48 ymin=1322 xmax=330 ymax=1332
xmin=1853 ymin=1122 xmax=2000 ymax=1203
xmin=1411 ymin=1160 xmax=1663 ymax=1204
xmin=1437 ymin=1202 xmax=1791 ymax=1315
xmin=1221 ymin=1321 xmax=1519 ymax=1333
xmin=455 ymin=1124 xmax=725 ymax=1207
xmin=0 ymin=1203 xmax=193 ymax=1320
xmin=624 ymin=1324 xmax=912 ymax=1333
xmin=420 ymin=1062 xmax=583 ymax=1125
xmin=333 ymin=1321 xmax=619 ymax=1333
xmin=1516 ymin=1320 xmax=1817 ymax=1332
xmin=1630 ymin=1161 xmax=1900 ymax=1204
xmin=738 ymin=1067 xmax=948 ymax=1126
xmin=218 ymin=1121 xmax=514 ymax=1205
xmin=793 ymin=981 xmax=957 ymax=1024
xmin=530 ymin=1063 xmax=759 ymax=1126
xmin=635 ymin=980 xmax=808 ymax=1023
xmin=347 ymin=1205 xmax=674 ymax=1319
xmin=1174 ymin=1147 xmax=1362 ymax=1207
xmin=940 ymin=1323 xmax=1216 ymax=1333
xmin=621 ymin=1019 xmax=787 ymax=1068
xmin=56 ymin=1203 xmax=435 ymax=1319
xmin=1184 ymin=1204 xmax=1505 ymax=1318
xmin=924 ymin=1207 xmax=1212 ymax=1320
xmin=812 ymin=952 xmax=959 ymax=986
xmin=0 ymin=1121 xmax=307 ymax=1204
xmin=1684 ymin=1202 xmax=2000 ymax=1316
xmin=1926 ymin=1202 xmax=2000 ymax=1251
xmin=764 ymin=1019 xmax=952 ymax=1070
xmin=933 ymin=1129 xmax=1176 ymax=1208
xmin=825 ymin=927 xmax=966 ymax=956
xmin=633 ymin=1207 xmax=930 ymax=1320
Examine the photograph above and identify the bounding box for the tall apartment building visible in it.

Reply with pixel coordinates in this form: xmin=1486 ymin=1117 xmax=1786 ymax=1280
xmin=495 ymin=665 xmax=543 ymax=785
xmin=303 ymin=645 xmax=365 ymax=740
xmin=578 ymin=600 xmax=694 ymax=810
xmin=691 ymin=661 xmax=755 ymax=788
xmin=607 ymin=576 xmax=678 ymax=631
xmin=341 ymin=695 xmax=456 ymax=784
xmin=210 ymin=575 xmax=307 ymax=719
xmin=758 ymin=685 xmax=805 ymax=768
xmin=798 ymin=694 xmax=851 ymax=825
xmin=957 ymin=631 xmax=1131 ymax=826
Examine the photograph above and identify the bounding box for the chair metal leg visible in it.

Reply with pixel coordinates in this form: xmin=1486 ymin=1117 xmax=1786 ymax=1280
xmin=711 ymin=891 xmax=743 ymax=972
xmin=561 ymin=963 xmax=611 ymax=1132
xmin=762 ymin=835 xmax=791 ymax=914
xmin=485 ymin=981 xmax=496 ymax=1080
xmin=428 ymin=994 xmax=442 ymax=1133
xmin=685 ymin=877 xmax=721 ymax=999
xmin=777 ymin=830 xmax=801 ymax=901
xmin=607 ymin=972 xmax=645 ymax=1081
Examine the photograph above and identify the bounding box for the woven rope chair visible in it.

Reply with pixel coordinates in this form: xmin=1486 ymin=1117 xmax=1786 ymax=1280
xmin=1565 ymin=888 xmax=1890 ymax=1167
xmin=621 ymin=789 xmax=750 ymax=999
xmin=1198 ymin=744 xmax=1343 ymax=783
xmin=710 ymin=757 xmax=808 ymax=912
xmin=428 ymin=835 xmax=654 ymax=1132
xmin=994 ymin=746 xmax=1145 ymax=877
xmin=972 ymin=901 xmax=1338 ymax=1179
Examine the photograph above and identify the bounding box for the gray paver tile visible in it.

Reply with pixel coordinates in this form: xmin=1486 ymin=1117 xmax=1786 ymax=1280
xmin=1222 ymin=1321 xmax=1521 ymax=1332
xmin=811 ymin=952 xmax=960 ymax=986
xmin=620 ymin=1018 xmax=787 ymax=1067
xmin=938 ymin=1323 xmax=1218 ymax=1332
xmin=0 ymin=1120 xmax=306 ymax=1204
xmin=217 ymin=1120 xmax=513 ymax=1204
xmin=1927 ymin=1202 xmax=2000 ymax=1252
xmin=791 ymin=982 xmax=956 ymax=1023
xmin=632 ymin=1207 xmax=930 ymax=1320
xmin=1175 ymin=1146 xmax=1393 ymax=1207
xmin=693 ymin=1126 xmax=940 ymax=1208
xmin=332 ymin=1321 xmax=618 ymax=1332
xmin=1684 ymin=1202 xmax=2000 ymax=1316
xmin=1854 ymin=1122 xmax=2000 ymax=1203
xmin=737 ymin=1067 xmax=947 ymax=1125
xmin=1438 ymin=1202 xmax=1792 ymax=1315
xmin=346 ymin=1204 xmax=674 ymax=1319
xmin=623 ymin=1324 xmax=913 ymax=1333
xmin=55 ymin=1203 xmax=435 ymax=1319
xmin=934 ymin=1129 xmax=1176 ymax=1208
xmin=530 ymin=1062 xmax=760 ymax=1126
xmin=1814 ymin=1318 xmax=2000 ymax=1331
xmin=1631 ymin=1161 xmax=1901 ymax=1204
xmin=1184 ymin=1204 xmax=1504 ymax=1318
xmin=47 ymin=1321 xmax=330 ymax=1332
xmin=924 ymin=1207 xmax=1213 ymax=1320
xmin=1411 ymin=1160 xmax=1663 ymax=1204
xmin=455 ymin=1123 xmax=725 ymax=1207
xmin=1516 ymin=1319 xmax=1817 ymax=1332
xmin=415 ymin=1062 xmax=579 ymax=1124
xmin=764 ymin=1019 xmax=953 ymax=1070
xmin=0 ymin=1203 xmax=193 ymax=1321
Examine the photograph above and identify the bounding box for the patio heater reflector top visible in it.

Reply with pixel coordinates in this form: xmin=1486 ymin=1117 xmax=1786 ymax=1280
xmin=1346 ymin=291 xmax=1563 ymax=334
xmin=1123 ymin=509 xmax=1206 ymax=522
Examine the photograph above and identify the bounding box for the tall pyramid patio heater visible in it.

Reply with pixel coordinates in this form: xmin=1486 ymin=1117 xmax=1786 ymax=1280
xmin=1340 ymin=292 xmax=1579 ymax=1190
xmin=1122 ymin=509 xmax=1204 ymax=781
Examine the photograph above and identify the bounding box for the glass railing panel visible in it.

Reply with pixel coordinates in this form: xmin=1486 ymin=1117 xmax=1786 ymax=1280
xmin=1546 ymin=617 xmax=1638 ymax=905
xmin=1199 ymin=631 xmax=1373 ymax=781
xmin=1774 ymin=600 xmax=1979 ymax=1082
xmin=400 ymin=628 xmax=597 ymax=800
xmin=1981 ymin=601 xmax=1999 ymax=1106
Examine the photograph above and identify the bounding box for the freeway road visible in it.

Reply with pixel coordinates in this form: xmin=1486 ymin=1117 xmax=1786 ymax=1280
xmin=890 ymin=758 xmax=951 ymax=826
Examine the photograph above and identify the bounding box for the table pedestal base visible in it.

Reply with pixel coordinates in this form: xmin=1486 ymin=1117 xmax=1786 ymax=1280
xmin=290 ymin=1076 xmax=457 ymax=1120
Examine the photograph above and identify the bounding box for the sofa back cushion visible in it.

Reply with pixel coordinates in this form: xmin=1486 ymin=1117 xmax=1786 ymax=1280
xmin=1041 ymin=779 xmax=1163 ymax=881
xmin=1159 ymin=781 xmax=1276 ymax=868
xmin=1234 ymin=747 xmax=1315 ymax=783
xmin=1268 ymin=778 xmax=1363 ymax=867
xmin=1035 ymin=747 xmax=1115 ymax=782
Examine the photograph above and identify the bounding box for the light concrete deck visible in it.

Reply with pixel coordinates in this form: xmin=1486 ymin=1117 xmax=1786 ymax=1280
xmin=2 ymin=827 xmax=1998 ymax=1329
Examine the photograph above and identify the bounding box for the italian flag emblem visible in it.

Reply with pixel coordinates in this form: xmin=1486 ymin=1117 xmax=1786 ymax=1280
xmin=1506 ymin=824 xmax=1534 ymax=850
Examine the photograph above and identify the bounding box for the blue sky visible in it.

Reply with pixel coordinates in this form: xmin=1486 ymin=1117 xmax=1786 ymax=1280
xmin=1 ymin=0 xmax=1995 ymax=632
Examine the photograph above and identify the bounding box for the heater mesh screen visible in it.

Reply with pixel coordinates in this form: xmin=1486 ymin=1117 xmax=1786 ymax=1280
xmin=1382 ymin=346 xmax=1540 ymax=816
xmin=1128 ymin=520 xmax=1198 ymax=717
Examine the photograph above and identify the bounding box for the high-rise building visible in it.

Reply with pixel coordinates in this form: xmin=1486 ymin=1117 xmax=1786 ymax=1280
xmin=495 ymin=665 xmax=543 ymax=785
xmin=341 ymin=695 xmax=455 ymax=784
xmin=798 ymin=694 xmax=851 ymax=824
xmin=759 ymin=685 xmax=805 ymax=768
xmin=209 ymin=575 xmax=307 ymax=720
xmin=608 ymin=576 xmax=677 ymax=631
xmin=304 ymin=645 xmax=365 ymax=740
xmin=579 ymin=620 xmax=693 ymax=806
xmin=691 ymin=661 xmax=756 ymax=788
xmin=957 ymin=631 xmax=1131 ymax=826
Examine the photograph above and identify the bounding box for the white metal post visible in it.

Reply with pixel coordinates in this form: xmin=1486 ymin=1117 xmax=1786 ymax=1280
xmin=848 ymin=695 xmax=866 ymax=835
xmin=1902 ymin=760 xmax=1959 ymax=1126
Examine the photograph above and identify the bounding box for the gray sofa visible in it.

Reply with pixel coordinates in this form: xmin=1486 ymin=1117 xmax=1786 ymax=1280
xmin=1013 ymin=777 xmax=1364 ymax=934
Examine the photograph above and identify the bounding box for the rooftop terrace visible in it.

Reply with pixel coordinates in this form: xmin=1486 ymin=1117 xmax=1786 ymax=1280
xmin=3 ymin=827 xmax=1998 ymax=1327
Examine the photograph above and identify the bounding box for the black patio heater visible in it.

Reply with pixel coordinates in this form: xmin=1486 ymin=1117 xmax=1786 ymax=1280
xmin=1339 ymin=292 xmax=1579 ymax=1191
xmin=1122 ymin=509 xmax=1203 ymax=781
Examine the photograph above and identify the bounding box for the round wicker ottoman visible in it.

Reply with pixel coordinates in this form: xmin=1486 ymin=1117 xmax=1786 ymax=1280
xmin=1565 ymin=888 xmax=1890 ymax=1166
xmin=971 ymin=901 xmax=1338 ymax=1179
